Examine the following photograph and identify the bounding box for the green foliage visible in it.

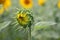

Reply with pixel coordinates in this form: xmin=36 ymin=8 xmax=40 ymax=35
xmin=0 ymin=0 xmax=60 ymax=40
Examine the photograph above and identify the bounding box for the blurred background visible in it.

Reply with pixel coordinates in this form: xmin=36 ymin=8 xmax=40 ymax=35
xmin=0 ymin=0 xmax=60 ymax=40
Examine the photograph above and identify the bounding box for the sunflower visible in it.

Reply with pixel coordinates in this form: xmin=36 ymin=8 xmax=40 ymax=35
xmin=17 ymin=13 xmax=29 ymax=26
xmin=38 ymin=0 xmax=46 ymax=6
xmin=0 ymin=0 xmax=11 ymax=15
xmin=17 ymin=10 xmax=33 ymax=28
xmin=57 ymin=1 xmax=60 ymax=9
xmin=19 ymin=0 xmax=33 ymax=9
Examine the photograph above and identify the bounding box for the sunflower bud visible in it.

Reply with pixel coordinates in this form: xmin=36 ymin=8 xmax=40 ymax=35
xmin=16 ymin=9 xmax=34 ymax=28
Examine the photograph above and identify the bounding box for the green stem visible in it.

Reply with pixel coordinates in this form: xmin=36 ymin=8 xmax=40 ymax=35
xmin=28 ymin=27 xmax=31 ymax=40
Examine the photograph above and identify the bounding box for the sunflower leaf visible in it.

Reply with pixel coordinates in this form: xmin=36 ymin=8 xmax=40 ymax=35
xmin=0 ymin=21 xmax=11 ymax=31
xmin=34 ymin=21 xmax=56 ymax=30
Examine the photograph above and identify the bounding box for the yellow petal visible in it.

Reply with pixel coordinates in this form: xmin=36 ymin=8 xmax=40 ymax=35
xmin=38 ymin=0 xmax=46 ymax=6
xmin=3 ymin=0 xmax=11 ymax=10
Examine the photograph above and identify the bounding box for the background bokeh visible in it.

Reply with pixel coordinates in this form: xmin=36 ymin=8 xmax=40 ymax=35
xmin=0 ymin=0 xmax=60 ymax=40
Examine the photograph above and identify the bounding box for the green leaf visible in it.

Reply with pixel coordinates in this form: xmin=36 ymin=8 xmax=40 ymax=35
xmin=0 ymin=21 xmax=11 ymax=31
xmin=34 ymin=21 xmax=56 ymax=30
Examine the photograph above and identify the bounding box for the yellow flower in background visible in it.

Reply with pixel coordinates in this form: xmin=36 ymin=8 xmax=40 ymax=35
xmin=19 ymin=0 xmax=33 ymax=9
xmin=57 ymin=1 xmax=60 ymax=9
xmin=17 ymin=13 xmax=30 ymax=26
xmin=0 ymin=0 xmax=11 ymax=15
xmin=38 ymin=0 xmax=46 ymax=6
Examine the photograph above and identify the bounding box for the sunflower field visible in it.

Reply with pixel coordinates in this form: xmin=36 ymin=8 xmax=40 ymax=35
xmin=0 ymin=0 xmax=60 ymax=40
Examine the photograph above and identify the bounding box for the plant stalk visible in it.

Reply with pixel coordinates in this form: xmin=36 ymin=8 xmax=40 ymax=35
xmin=28 ymin=27 xmax=31 ymax=40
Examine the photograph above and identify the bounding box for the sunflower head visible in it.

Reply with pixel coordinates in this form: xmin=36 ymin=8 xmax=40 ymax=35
xmin=57 ymin=1 xmax=60 ymax=9
xmin=20 ymin=0 xmax=33 ymax=9
xmin=0 ymin=0 xmax=5 ymax=4
xmin=17 ymin=9 xmax=34 ymax=28
xmin=0 ymin=0 xmax=11 ymax=15
xmin=38 ymin=0 xmax=46 ymax=6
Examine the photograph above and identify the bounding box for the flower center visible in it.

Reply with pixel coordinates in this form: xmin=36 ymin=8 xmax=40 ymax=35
xmin=19 ymin=16 xmax=24 ymax=20
xmin=24 ymin=0 xmax=30 ymax=5
xmin=0 ymin=0 xmax=5 ymax=4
